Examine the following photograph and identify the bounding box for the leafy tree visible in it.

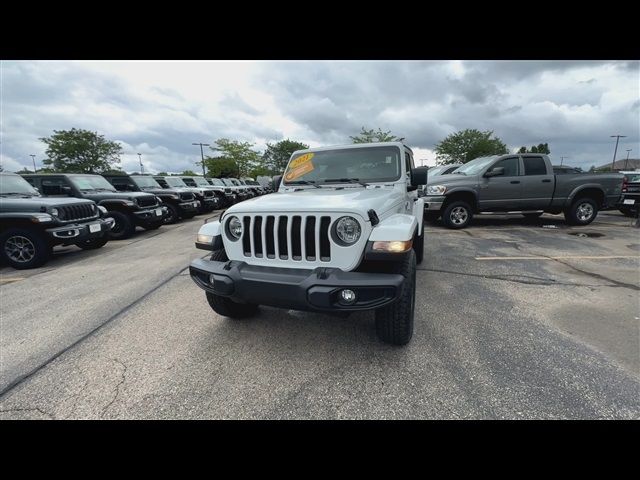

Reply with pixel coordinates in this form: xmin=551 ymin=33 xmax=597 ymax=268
xmin=102 ymin=168 xmax=125 ymax=175
xmin=262 ymin=139 xmax=309 ymax=174
xmin=15 ymin=168 xmax=35 ymax=174
xmin=156 ymin=171 xmax=168 ymax=176
xmin=181 ymin=169 xmax=198 ymax=176
xmin=518 ymin=143 xmax=550 ymax=154
xmin=249 ymin=165 xmax=273 ymax=179
xmin=588 ymin=165 xmax=596 ymax=173
xmin=435 ymin=129 xmax=508 ymax=165
xmin=204 ymin=156 xmax=239 ymax=178
xmin=206 ymin=139 xmax=260 ymax=177
xmin=40 ymin=128 xmax=123 ymax=173
xmin=350 ymin=127 xmax=401 ymax=143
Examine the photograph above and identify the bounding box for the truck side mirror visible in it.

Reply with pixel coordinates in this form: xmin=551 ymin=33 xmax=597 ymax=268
xmin=411 ymin=167 xmax=428 ymax=187
xmin=272 ymin=175 xmax=282 ymax=191
xmin=485 ymin=167 xmax=504 ymax=177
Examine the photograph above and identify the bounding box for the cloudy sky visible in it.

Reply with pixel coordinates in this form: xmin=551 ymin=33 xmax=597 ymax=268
xmin=1 ymin=60 xmax=638 ymax=173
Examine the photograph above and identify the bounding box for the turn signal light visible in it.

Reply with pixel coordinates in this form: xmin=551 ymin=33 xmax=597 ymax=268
xmin=372 ymin=240 xmax=413 ymax=253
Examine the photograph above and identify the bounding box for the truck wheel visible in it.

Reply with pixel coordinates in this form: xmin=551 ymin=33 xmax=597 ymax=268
xmin=107 ymin=211 xmax=136 ymax=240
xmin=163 ymin=203 xmax=179 ymax=224
xmin=442 ymin=201 xmax=472 ymax=229
xmin=374 ymin=249 xmax=416 ymax=346
xmin=205 ymin=249 xmax=259 ymax=319
xmin=75 ymin=235 xmax=109 ymax=250
xmin=413 ymin=223 xmax=424 ymax=265
xmin=565 ymin=197 xmax=598 ymax=226
xmin=0 ymin=228 xmax=51 ymax=270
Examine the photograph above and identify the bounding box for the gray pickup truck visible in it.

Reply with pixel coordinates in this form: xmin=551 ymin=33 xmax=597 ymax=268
xmin=423 ymin=154 xmax=622 ymax=228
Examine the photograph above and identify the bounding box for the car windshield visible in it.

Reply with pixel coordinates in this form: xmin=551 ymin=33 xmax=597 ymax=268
xmin=626 ymin=173 xmax=640 ymax=182
xmin=0 ymin=175 xmax=40 ymax=195
xmin=208 ymin=178 xmax=225 ymax=186
xmin=230 ymin=179 xmax=241 ymax=186
xmin=190 ymin=177 xmax=210 ymax=187
xmin=164 ymin=177 xmax=188 ymax=187
xmin=283 ymin=146 xmax=402 ymax=185
xmin=68 ymin=175 xmax=116 ymax=191
xmin=132 ymin=176 xmax=161 ymax=188
xmin=451 ymin=156 xmax=498 ymax=176
xmin=428 ymin=166 xmax=446 ymax=176
xmin=221 ymin=179 xmax=234 ymax=186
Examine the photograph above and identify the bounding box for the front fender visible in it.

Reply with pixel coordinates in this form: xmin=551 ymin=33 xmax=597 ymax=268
xmin=368 ymin=214 xmax=418 ymax=242
xmin=195 ymin=220 xmax=223 ymax=250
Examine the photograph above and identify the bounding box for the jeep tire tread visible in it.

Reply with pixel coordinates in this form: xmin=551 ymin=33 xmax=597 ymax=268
xmin=107 ymin=210 xmax=136 ymax=239
xmin=0 ymin=227 xmax=51 ymax=270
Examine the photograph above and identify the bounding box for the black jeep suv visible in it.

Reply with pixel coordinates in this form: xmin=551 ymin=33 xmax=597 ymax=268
xmin=153 ymin=176 xmax=220 ymax=213
xmin=102 ymin=174 xmax=199 ymax=224
xmin=22 ymin=173 xmax=167 ymax=240
xmin=0 ymin=172 xmax=114 ymax=269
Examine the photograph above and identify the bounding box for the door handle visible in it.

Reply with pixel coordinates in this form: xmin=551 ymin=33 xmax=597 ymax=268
xmin=542 ymin=179 xmax=551 ymax=183
xmin=510 ymin=181 xmax=520 ymax=184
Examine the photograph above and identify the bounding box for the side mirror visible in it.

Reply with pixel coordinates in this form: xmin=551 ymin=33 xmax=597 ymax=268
xmin=485 ymin=167 xmax=504 ymax=177
xmin=411 ymin=167 xmax=429 ymax=187
xmin=272 ymin=175 xmax=282 ymax=191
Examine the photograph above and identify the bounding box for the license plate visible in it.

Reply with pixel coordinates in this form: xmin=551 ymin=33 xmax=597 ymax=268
xmin=155 ymin=208 xmax=163 ymax=216
xmin=89 ymin=223 xmax=101 ymax=233
xmin=623 ymin=199 xmax=635 ymax=205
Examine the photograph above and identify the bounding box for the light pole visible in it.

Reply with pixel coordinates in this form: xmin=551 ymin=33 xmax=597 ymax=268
xmin=610 ymin=135 xmax=627 ymax=171
xmin=30 ymin=154 xmax=36 ymax=173
xmin=560 ymin=156 xmax=569 ymax=166
xmin=137 ymin=153 xmax=144 ymax=175
xmin=624 ymin=149 xmax=632 ymax=170
xmin=192 ymin=142 xmax=210 ymax=176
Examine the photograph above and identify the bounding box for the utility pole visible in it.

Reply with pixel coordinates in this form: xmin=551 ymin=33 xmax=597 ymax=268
xmin=137 ymin=153 xmax=144 ymax=175
xmin=30 ymin=154 xmax=37 ymax=173
xmin=610 ymin=135 xmax=627 ymax=171
xmin=560 ymin=156 xmax=569 ymax=166
xmin=192 ymin=142 xmax=210 ymax=177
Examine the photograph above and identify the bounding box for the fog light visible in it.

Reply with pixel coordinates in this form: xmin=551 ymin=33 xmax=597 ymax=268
xmin=209 ymin=274 xmax=216 ymax=285
xmin=340 ymin=289 xmax=357 ymax=305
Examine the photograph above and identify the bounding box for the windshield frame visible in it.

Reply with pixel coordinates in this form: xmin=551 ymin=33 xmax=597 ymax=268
xmin=131 ymin=176 xmax=162 ymax=189
xmin=0 ymin=174 xmax=40 ymax=196
xmin=282 ymin=145 xmax=403 ymax=186
xmin=67 ymin=174 xmax=117 ymax=192
xmin=162 ymin=177 xmax=189 ymax=188
xmin=208 ymin=178 xmax=225 ymax=186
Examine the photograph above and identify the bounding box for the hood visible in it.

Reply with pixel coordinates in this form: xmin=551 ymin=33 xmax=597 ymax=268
xmin=0 ymin=196 xmax=94 ymax=213
xmin=83 ymin=191 xmax=156 ymax=201
xmin=226 ymin=187 xmax=404 ymax=217
xmin=426 ymin=173 xmax=478 ymax=187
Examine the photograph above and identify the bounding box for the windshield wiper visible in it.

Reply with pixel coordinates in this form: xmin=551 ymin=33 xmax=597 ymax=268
xmin=286 ymin=180 xmax=321 ymax=188
xmin=323 ymin=178 xmax=369 ymax=187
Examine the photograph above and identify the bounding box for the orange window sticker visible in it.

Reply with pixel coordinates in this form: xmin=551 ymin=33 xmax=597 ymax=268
xmin=284 ymin=153 xmax=315 ymax=181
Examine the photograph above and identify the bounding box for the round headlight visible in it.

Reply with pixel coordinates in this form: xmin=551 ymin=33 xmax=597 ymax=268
xmin=334 ymin=216 xmax=361 ymax=245
xmin=50 ymin=208 xmax=59 ymax=216
xmin=227 ymin=216 xmax=243 ymax=240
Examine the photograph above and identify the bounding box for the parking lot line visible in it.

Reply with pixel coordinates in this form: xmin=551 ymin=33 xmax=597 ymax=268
xmin=475 ymin=255 xmax=640 ymax=261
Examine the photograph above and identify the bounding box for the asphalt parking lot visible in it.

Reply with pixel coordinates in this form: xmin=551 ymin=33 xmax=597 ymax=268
xmin=0 ymin=211 xmax=638 ymax=419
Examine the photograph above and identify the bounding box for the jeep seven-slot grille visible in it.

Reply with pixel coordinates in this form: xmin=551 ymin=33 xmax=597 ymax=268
xmin=58 ymin=204 xmax=97 ymax=222
xmin=240 ymin=214 xmax=332 ymax=262
xmin=179 ymin=192 xmax=196 ymax=201
xmin=136 ymin=195 xmax=158 ymax=208
xmin=203 ymin=190 xmax=214 ymax=198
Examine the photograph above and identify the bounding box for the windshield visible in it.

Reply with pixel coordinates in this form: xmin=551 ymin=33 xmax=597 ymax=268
xmin=230 ymin=179 xmax=241 ymax=186
xmin=164 ymin=177 xmax=188 ymax=188
xmin=68 ymin=175 xmax=116 ymax=191
xmin=452 ymin=156 xmax=498 ymax=176
xmin=132 ymin=176 xmax=161 ymax=188
xmin=208 ymin=178 xmax=225 ymax=186
xmin=0 ymin=175 xmax=40 ymax=195
xmin=428 ymin=166 xmax=447 ymax=176
xmin=283 ymin=146 xmax=401 ymax=185
xmin=221 ymin=179 xmax=234 ymax=186
xmin=190 ymin=177 xmax=210 ymax=187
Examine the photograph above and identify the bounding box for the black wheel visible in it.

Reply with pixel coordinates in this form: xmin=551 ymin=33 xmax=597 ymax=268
xmin=0 ymin=227 xmax=51 ymax=270
xmin=564 ymin=197 xmax=598 ymax=226
xmin=107 ymin=211 xmax=136 ymax=239
xmin=442 ymin=200 xmax=473 ymax=229
xmin=75 ymin=235 xmax=109 ymax=250
xmin=413 ymin=223 xmax=424 ymax=265
xmin=619 ymin=208 xmax=635 ymax=218
xmin=374 ymin=249 xmax=416 ymax=346
xmin=523 ymin=212 xmax=543 ymax=219
xmin=163 ymin=203 xmax=180 ymax=224
xmin=205 ymin=248 xmax=259 ymax=319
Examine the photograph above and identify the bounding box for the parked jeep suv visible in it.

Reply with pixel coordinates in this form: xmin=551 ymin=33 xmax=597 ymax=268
xmin=153 ymin=176 xmax=220 ymax=213
xmin=190 ymin=142 xmax=428 ymax=345
xmin=1 ymin=172 xmax=114 ymax=269
xmin=102 ymin=174 xmax=199 ymax=224
xmin=178 ymin=176 xmax=231 ymax=208
xmin=23 ymin=174 xmax=167 ymax=239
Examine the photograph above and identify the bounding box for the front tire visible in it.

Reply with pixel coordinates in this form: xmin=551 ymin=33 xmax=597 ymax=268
xmin=75 ymin=235 xmax=109 ymax=250
xmin=0 ymin=228 xmax=51 ymax=270
xmin=374 ymin=249 xmax=416 ymax=346
xmin=163 ymin=203 xmax=180 ymax=224
xmin=205 ymin=249 xmax=259 ymax=319
xmin=442 ymin=200 xmax=473 ymax=229
xmin=413 ymin=223 xmax=424 ymax=265
xmin=565 ymin=197 xmax=598 ymax=226
xmin=107 ymin=211 xmax=136 ymax=239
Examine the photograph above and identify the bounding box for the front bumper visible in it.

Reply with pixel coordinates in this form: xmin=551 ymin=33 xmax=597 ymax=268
xmin=617 ymin=195 xmax=639 ymax=212
xmin=46 ymin=217 xmax=115 ymax=243
xmin=423 ymin=196 xmax=445 ymax=211
xmin=178 ymin=200 xmax=200 ymax=213
xmin=133 ymin=205 xmax=168 ymax=225
xmin=189 ymin=258 xmax=404 ymax=312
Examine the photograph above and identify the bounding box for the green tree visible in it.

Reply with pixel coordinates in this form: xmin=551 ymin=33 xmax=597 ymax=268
xmin=181 ymin=169 xmax=198 ymax=176
xmin=262 ymin=139 xmax=309 ymax=174
xmin=15 ymin=168 xmax=35 ymax=174
xmin=204 ymin=156 xmax=239 ymax=178
xmin=434 ymin=129 xmax=508 ymax=165
xmin=40 ymin=128 xmax=123 ymax=173
xmin=518 ymin=143 xmax=550 ymax=154
xmin=349 ymin=127 xmax=401 ymax=143
xmin=206 ymin=139 xmax=260 ymax=177
xmin=156 ymin=171 xmax=168 ymax=176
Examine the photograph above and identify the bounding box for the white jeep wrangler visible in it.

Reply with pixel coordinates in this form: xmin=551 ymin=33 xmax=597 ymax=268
xmin=189 ymin=142 xmax=428 ymax=345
